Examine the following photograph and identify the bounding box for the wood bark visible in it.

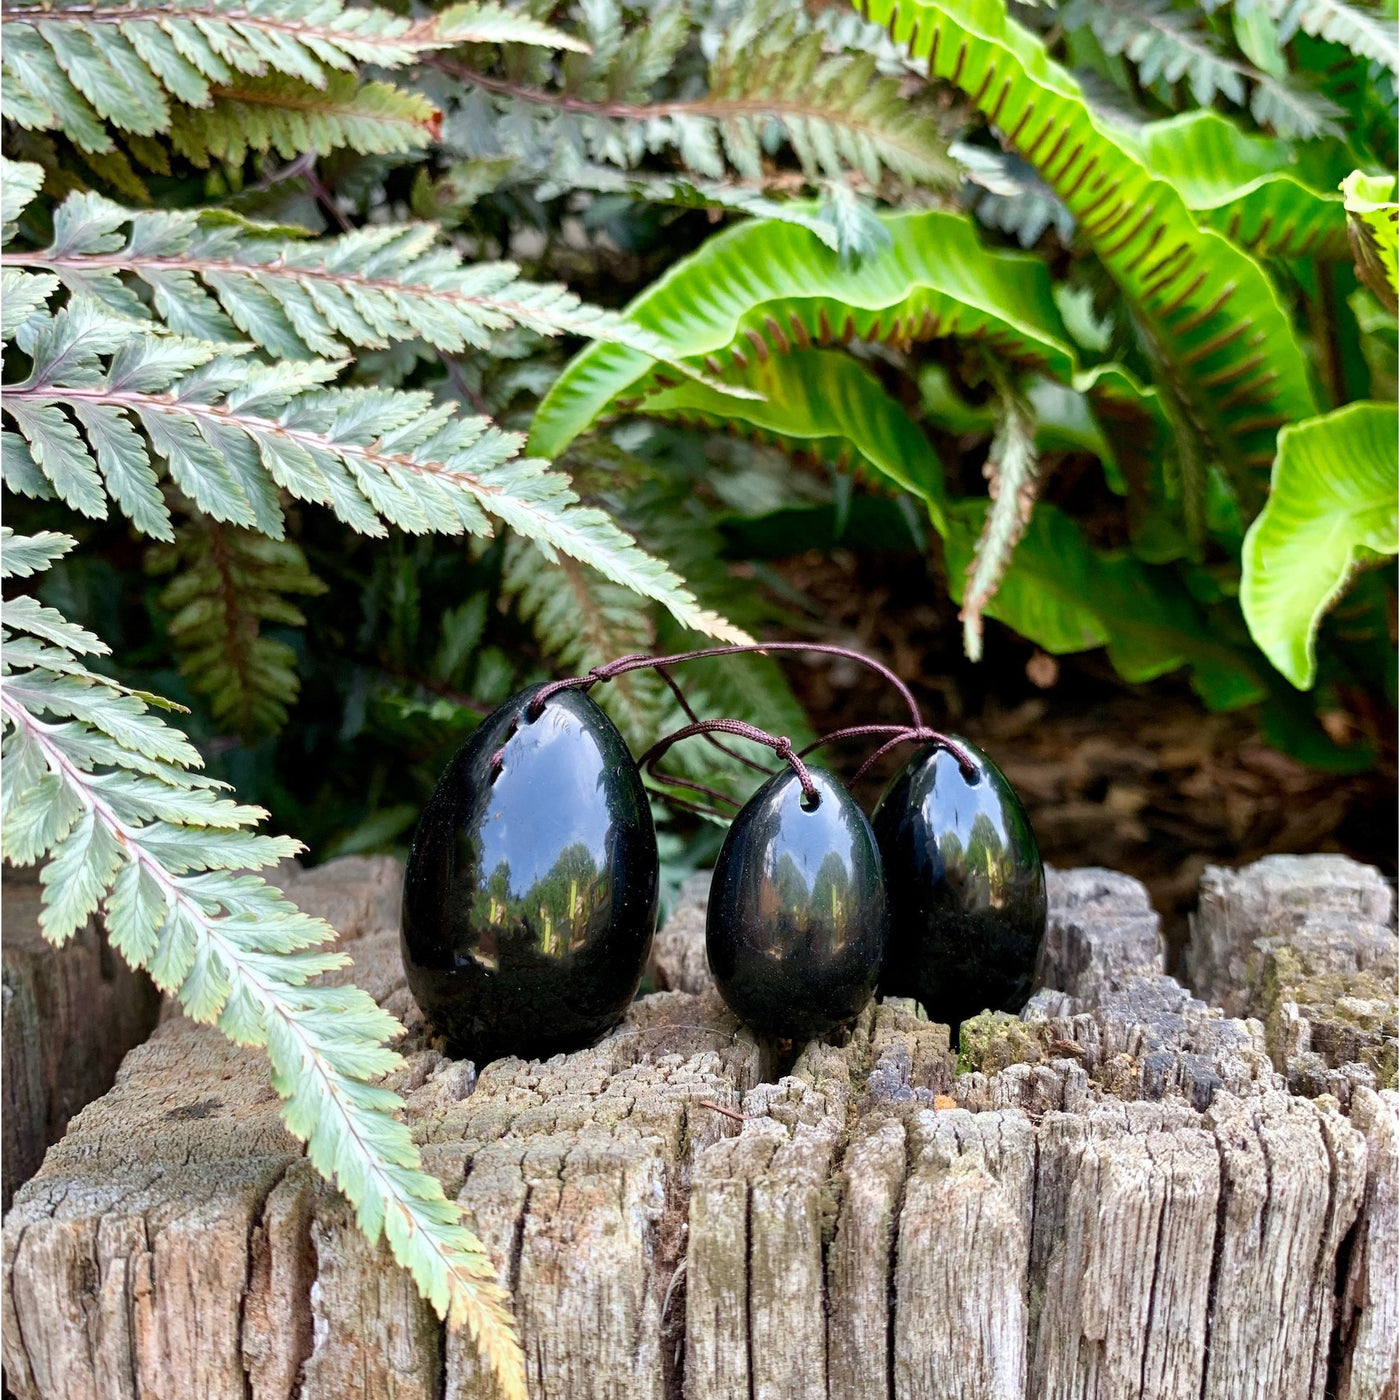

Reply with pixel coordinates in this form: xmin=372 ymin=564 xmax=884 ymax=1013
xmin=3 ymin=854 xmax=1395 ymax=1400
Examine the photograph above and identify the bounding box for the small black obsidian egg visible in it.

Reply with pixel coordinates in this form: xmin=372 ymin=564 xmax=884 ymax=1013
xmin=401 ymin=683 xmax=658 ymax=1063
xmin=707 ymin=766 xmax=887 ymax=1044
xmin=872 ymin=738 xmax=1045 ymax=1031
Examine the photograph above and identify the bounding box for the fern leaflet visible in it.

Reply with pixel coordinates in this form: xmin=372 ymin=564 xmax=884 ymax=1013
xmin=147 ymin=519 xmax=326 ymax=736
xmin=960 ymin=372 xmax=1041 ymax=661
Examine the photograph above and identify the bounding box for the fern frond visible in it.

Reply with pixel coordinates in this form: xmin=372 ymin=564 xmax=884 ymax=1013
xmin=2 ymin=184 xmax=735 ymax=368
xmin=1063 ymin=0 xmax=1248 ymax=106
xmin=1342 ymin=170 xmax=1399 ymax=313
xmin=502 ymin=535 xmax=669 ymax=753
xmin=1061 ymin=0 xmax=1343 ymax=138
xmin=0 ymin=540 xmax=527 ymax=1397
xmin=432 ymin=0 xmax=951 ymax=245
xmin=147 ymin=518 xmax=326 ymax=736
xmin=0 ymin=0 xmax=584 ymax=152
xmin=1 ymin=295 xmax=744 ymax=641
xmin=858 ymin=0 xmax=1318 ymax=515
xmin=960 ymin=375 xmax=1041 ymax=662
xmin=0 ymin=525 xmax=74 ymax=579
xmin=1266 ymin=0 xmax=1399 ymax=71
xmin=952 ymin=141 xmax=1074 ymax=248
xmin=529 ymin=209 xmax=1082 ymax=460
xmin=168 ymin=74 xmax=442 ymax=165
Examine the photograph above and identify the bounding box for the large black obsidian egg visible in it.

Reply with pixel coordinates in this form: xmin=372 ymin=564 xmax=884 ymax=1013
xmin=872 ymin=738 xmax=1045 ymax=1030
xmin=707 ymin=766 xmax=887 ymax=1044
xmin=401 ymin=684 xmax=658 ymax=1063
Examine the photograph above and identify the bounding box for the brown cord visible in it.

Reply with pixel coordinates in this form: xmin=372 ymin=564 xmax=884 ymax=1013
xmin=497 ymin=644 xmax=977 ymax=812
xmin=848 ymin=729 xmax=979 ymax=785
xmin=638 ymin=719 xmax=820 ymax=805
xmin=527 ymin=642 xmax=922 ymax=727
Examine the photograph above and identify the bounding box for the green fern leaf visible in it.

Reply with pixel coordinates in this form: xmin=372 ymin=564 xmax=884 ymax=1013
xmin=147 ymin=518 xmax=327 ymax=737
xmin=168 ymin=75 xmax=441 ymax=165
xmin=857 ymin=0 xmax=1318 ymax=515
xmin=1 ymin=158 xmax=46 ymax=231
xmin=503 ymin=536 xmax=669 ymax=754
xmin=433 ymin=0 xmax=950 ymax=248
xmin=0 ymin=544 xmax=528 ymax=1397
xmin=0 ymin=524 xmax=74 ymax=578
xmin=1130 ymin=111 xmax=1350 ymax=259
xmin=960 ymin=375 xmax=1041 ymax=662
xmin=2 ymin=0 xmax=584 ymax=153
xmin=2 ymin=190 xmax=751 ymax=377
xmin=1342 ymin=170 xmax=1399 ymax=313
xmin=528 ymin=209 xmax=1079 ymax=459
xmin=614 ymin=339 xmax=1262 ymax=703
xmin=636 ymin=347 xmax=949 ymax=530
xmin=1061 ymin=0 xmax=1344 ymax=138
xmin=2 ymin=295 xmax=742 ymax=643
xmin=1241 ymin=402 xmax=1399 ymax=688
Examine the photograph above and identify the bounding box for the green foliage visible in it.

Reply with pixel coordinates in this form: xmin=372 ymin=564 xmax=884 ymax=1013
xmin=1129 ymin=111 xmax=1349 ymax=258
xmin=1343 ymin=170 xmax=1399 ymax=312
xmin=0 ymin=528 xmax=527 ymax=1396
xmin=147 ymin=520 xmax=327 ymax=736
xmin=529 ymin=209 xmax=1081 ymax=459
xmin=1264 ymin=0 xmax=1399 ymax=69
xmin=1060 ymin=0 xmax=1344 ymax=138
xmin=960 ymin=369 xmax=1040 ymax=663
xmin=2 ymin=6 xmax=1396 ymax=1372
xmin=532 ymin=0 xmax=1394 ymax=743
xmin=1 ymin=0 xmax=581 ymax=168
xmin=1 ymin=164 xmax=742 ymax=640
xmin=419 ymin=0 xmax=954 ymax=254
xmin=862 ymin=0 xmax=1318 ymax=513
xmin=1241 ymin=403 xmax=1399 ymax=687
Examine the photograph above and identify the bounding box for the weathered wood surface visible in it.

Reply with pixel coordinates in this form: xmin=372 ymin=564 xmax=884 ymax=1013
xmin=1 ymin=876 xmax=160 ymax=1210
xmin=3 ymin=854 xmax=1396 ymax=1400
xmin=1190 ymin=854 xmax=1397 ymax=1097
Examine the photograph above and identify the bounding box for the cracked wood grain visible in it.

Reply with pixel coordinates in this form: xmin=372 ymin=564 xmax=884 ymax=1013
xmin=2 ymin=856 xmax=1393 ymax=1400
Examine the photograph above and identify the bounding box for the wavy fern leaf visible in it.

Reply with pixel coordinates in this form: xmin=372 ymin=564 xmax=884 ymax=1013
xmin=1342 ymin=170 xmax=1399 ymax=313
xmin=635 ymin=347 xmax=950 ymax=529
xmin=0 ymin=535 xmax=527 ymax=1396
xmin=857 ymin=0 xmax=1317 ymax=513
xmin=528 ymin=209 xmax=1079 ymax=458
xmin=609 ymin=345 xmax=1259 ymax=700
xmin=147 ymin=519 xmax=326 ymax=736
xmin=1131 ymin=111 xmax=1350 ymax=258
xmin=1241 ymin=402 xmax=1399 ymax=688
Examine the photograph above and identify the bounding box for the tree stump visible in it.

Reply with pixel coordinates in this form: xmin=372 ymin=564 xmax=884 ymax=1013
xmin=2 ymin=854 xmax=1395 ymax=1400
xmin=1 ymin=875 xmax=161 ymax=1211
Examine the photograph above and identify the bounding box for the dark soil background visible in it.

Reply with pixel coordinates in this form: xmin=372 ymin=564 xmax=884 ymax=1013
xmin=758 ymin=547 xmax=1397 ymax=975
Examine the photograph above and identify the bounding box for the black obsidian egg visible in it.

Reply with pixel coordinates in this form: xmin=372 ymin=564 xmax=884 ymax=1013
xmin=872 ymin=738 xmax=1045 ymax=1030
xmin=401 ymin=683 xmax=658 ymax=1063
xmin=707 ymin=766 xmax=887 ymax=1044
